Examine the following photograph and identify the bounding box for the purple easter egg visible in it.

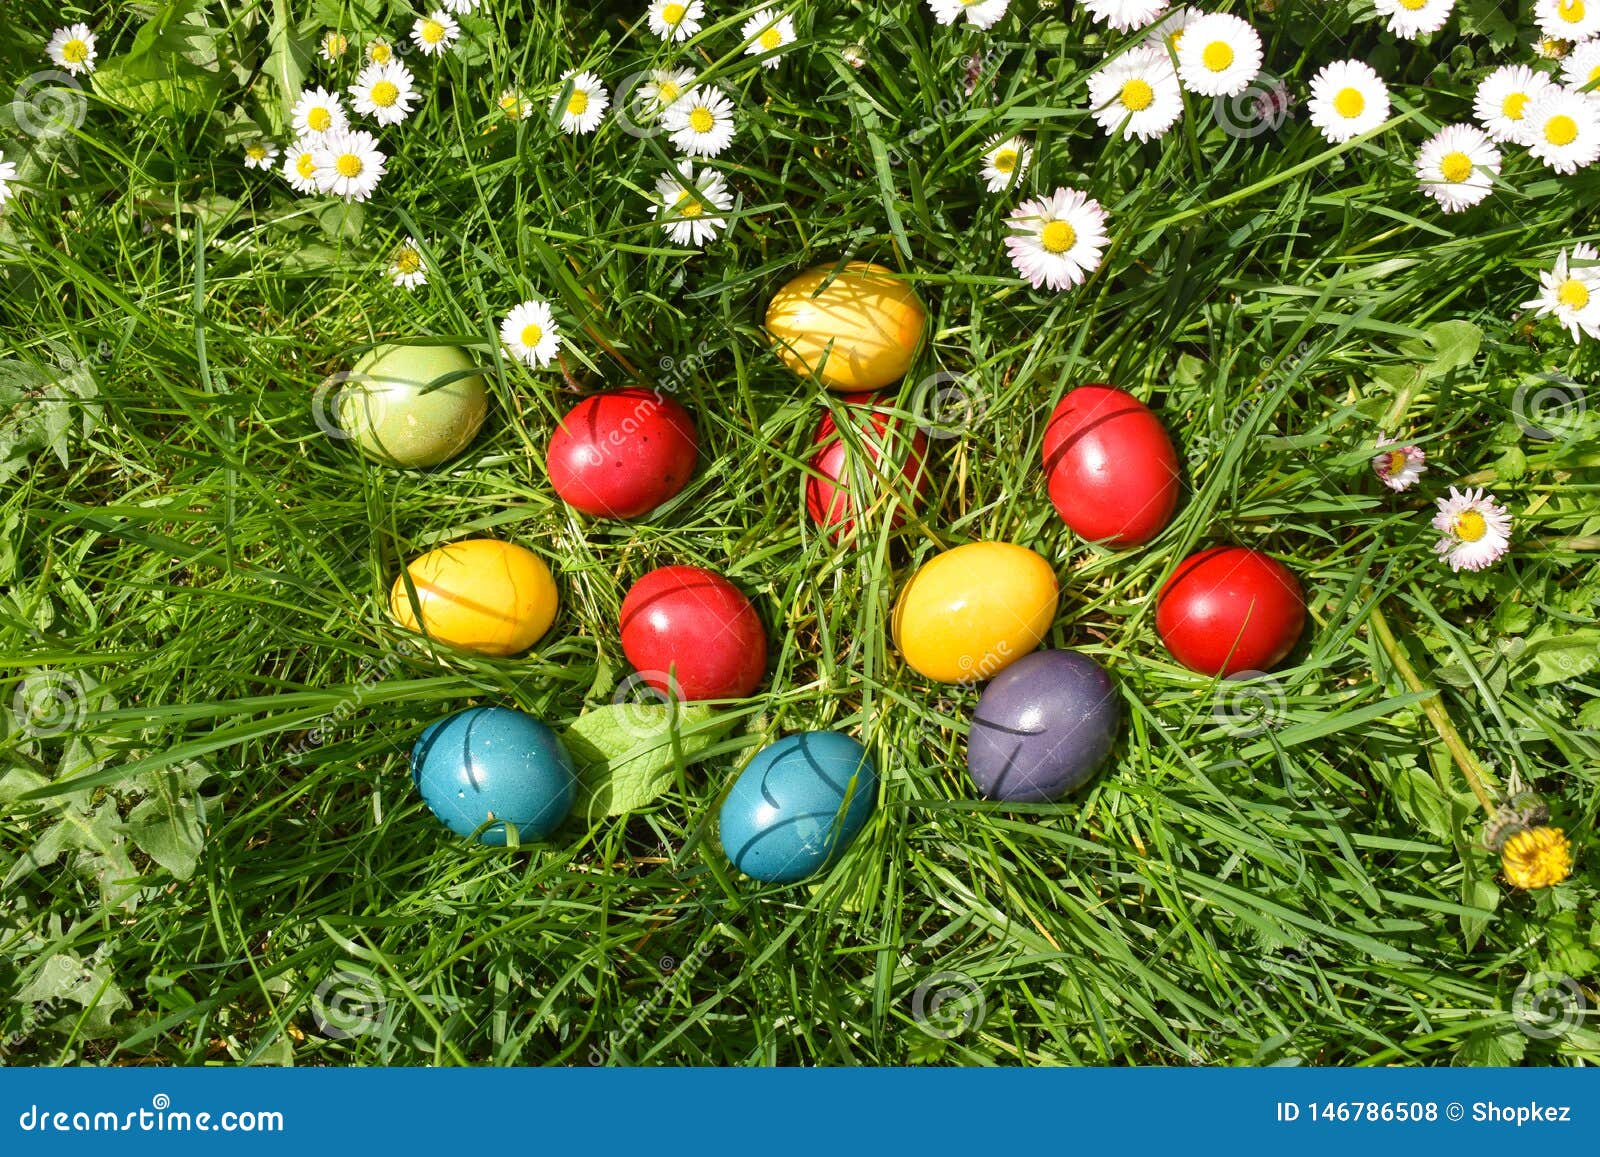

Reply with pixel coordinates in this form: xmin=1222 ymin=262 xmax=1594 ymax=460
xmin=967 ymin=650 xmax=1120 ymax=802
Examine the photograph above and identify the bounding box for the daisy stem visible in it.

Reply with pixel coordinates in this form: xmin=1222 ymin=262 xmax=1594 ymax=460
xmin=1367 ymin=602 xmax=1498 ymax=816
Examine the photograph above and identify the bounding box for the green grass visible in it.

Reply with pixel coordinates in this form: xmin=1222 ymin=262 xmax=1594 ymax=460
xmin=2 ymin=0 xmax=1598 ymax=1066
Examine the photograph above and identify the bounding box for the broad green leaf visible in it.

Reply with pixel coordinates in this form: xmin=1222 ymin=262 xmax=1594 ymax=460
xmin=126 ymin=793 xmax=205 ymax=880
xmin=563 ymin=703 xmax=733 ymax=819
xmin=318 ymin=201 xmax=366 ymax=242
xmin=1421 ymin=320 xmax=1481 ymax=377
xmin=1518 ymin=629 xmax=1600 ymax=686
xmin=92 ymin=54 xmax=221 ymax=118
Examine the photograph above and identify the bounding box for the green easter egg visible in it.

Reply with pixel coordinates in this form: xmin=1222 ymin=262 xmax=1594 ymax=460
xmin=338 ymin=344 xmax=488 ymax=467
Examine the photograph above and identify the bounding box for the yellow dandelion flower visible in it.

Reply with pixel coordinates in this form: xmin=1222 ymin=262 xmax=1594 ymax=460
xmin=1501 ymin=826 xmax=1572 ymax=890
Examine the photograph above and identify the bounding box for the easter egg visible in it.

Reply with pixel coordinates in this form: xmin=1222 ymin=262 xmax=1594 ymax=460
xmin=338 ymin=343 xmax=488 ymax=467
xmin=1156 ymin=546 xmax=1306 ymax=676
xmin=806 ymin=393 xmax=930 ymax=538
xmin=718 ymin=731 xmax=877 ymax=883
xmin=891 ymin=542 xmax=1059 ymax=683
xmin=619 ymin=565 xmax=767 ymax=700
xmin=390 ymin=538 xmax=559 ymax=657
xmin=968 ymin=650 xmax=1120 ymax=802
xmin=765 ymin=261 xmax=926 ymax=392
xmin=547 ymin=388 xmax=698 ymax=519
xmin=411 ymin=706 xmax=576 ymax=844
xmin=1041 ymin=384 xmax=1180 ymax=547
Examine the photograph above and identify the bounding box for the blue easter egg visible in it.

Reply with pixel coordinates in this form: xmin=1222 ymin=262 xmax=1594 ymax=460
xmin=718 ymin=731 xmax=877 ymax=884
xmin=411 ymin=706 xmax=576 ymax=844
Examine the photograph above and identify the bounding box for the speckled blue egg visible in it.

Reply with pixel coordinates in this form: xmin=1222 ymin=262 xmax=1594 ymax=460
xmin=967 ymin=650 xmax=1120 ymax=802
xmin=718 ymin=731 xmax=877 ymax=884
xmin=411 ymin=706 xmax=576 ymax=844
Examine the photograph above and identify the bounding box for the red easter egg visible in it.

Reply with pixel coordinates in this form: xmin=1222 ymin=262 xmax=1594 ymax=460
xmin=619 ymin=565 xmax=767 ymax=701
xmin=547 ymin=388 xmax=698 ymax=519
xmin=1155 ymin=546 xmax=1306 ymax=676
xmin=805 ymin=393 xmax=930 ymax=538
xmin=1042 ymin=384 xmax=1180 ymax=547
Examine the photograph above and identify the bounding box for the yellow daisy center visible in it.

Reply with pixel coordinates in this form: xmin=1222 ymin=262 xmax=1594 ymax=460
xmin=689 ymin=106 xmax=715 ymax=132
xmin=335 ymin=154 xmax=363 ymax=178
xmin=657 ymin=80 xmax=682 ymax=103
xmin=675 ymin=192 xmax=704 ymax=218
xmin=1170 ymin=30 xmax=1187 ymax=51
xmin=1383 ymin=450 xmax=1410 ymax=475
xmin=993 ymin=148 xmax=1018 ymax=172
xmin=246 ymin=144 xmax=267 ymax=161
xmin=1399 ymin=0 xmax=1427 ymax=9
xmin=500 ymin=92 xmax=524 ymax=115
xmin=1202 ymin=42 xmax=1234 ymax=72
xmin=1558 ymin=0 xmax=1585 ymax=23
xmin=394 ymin=249 xmax=422 ymax=274
xmin=325 ymin=34 xmax=347 ymax=56
xmin=1454 ymin=511 xmax=1488 ymax=542
xmin=1121 ymin=78 xmax=1155 ymax=111
xmin=296 ymin=153 xmax=316 ymax=178
xmin=308 ymin=106 xmax=332 ymax=132
xmin=1040 ymin=220 xmax=1077 ymax=254
xmin=370 ymin=80 xmax=399 ymax=107
xmin=568 ymin=90 xmax=590 ymax=116
xmin=1588 ymin=64 xmax=1600 ymax=85
xmin=1544 ymin=114 xmax=1578 ymax=145
xmin=370 ymin=42 xmax=392 ymax=63
xmin=1557 ymin=278 xmax=1590 ymax=309
xmin=760 ymin=27 xmax=783 ymax=49
xmin=421 ymin=19 xmax=444 ymax=43
xmin=663 ymin=2 xmax=687 ymax=23
xmin=1439 ymin=151 xmax=1473 ymax=182
xmin=1334 ymin=86 xmax=1365 ymax=118
xmin=1502 ymin=92 xmax=1530 ymax=120
xmin=62 ymin=39 xmax=89 ymax=63
xmin=520 ymin=323 xmax=544 ymax=348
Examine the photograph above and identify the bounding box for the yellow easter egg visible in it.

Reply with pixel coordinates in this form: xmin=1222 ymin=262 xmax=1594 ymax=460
xmin=891 ymin=542 xmax=1058 ymax=683
xmin=390 ymin=539 xmax=558 ymax=657
xmin=765 ymin=261 xmax=926 ymax=392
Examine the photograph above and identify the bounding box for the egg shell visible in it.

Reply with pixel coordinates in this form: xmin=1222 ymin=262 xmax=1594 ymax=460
xmin=1155 ymin=546 xmax=1306 ymax=676
xmin=765 ymin=261 xmax=926 ymax=392
xmin=619 ymin=565 xmax=767 ymax=701
xmin=339 ymin=344 xmax=488 ymax=467
xmin=390 ymin=538 xmax=558 ymax=657
xmin=1041 ymin=384 xmax=1180 ymax=547
xmin=891 ymin=541 xmax=1059 ymax=683
xmin=968 ymin=650 xmax=1120 ymax=802
xmin=718 ymin=731 xmax=877 ymax=883
xmin=806 ymin=393 xmax=931 ymax=538
xmin=411 ymin=706 xmax=576 ymax=844
xmin=547 ymin=388 xmax=698 ymax=519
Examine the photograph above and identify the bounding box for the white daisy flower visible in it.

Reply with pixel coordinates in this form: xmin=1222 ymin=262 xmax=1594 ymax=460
xmin=350 ymin=62 xmax=418 ymax=127
xmin=742 ymin=8 xmax=798 ymax=68
xmin=441 ymin=0 xmax=480 ymax=12
xmin=647 ymin=0 xmax=705 ymax=42
xmin=292 ymin=87 xmax=350 ymax=138
xmin=1536 ymin=0 xmax=1600 ymax=44
xmin=243 ymin=139 xmax=281 ymax=170
xmin=1431 ymin=487 xmax=1512 ymax=572
xmin=311 ymin=129 xmax=387 ymax=202
xmin=1083 ymin=0 xmax=1171 ymax=33
xmin=0 ymin=152 xmax=18 ymax=208
xmin=1005 ymin=187 xmax=1111 ymax=291
xmin=1087 ymin=45 xmax=1183 ymax=142
xmin=554 ymin=71 xmax=609 ymax=135
xmin=1306 ymin=60 xmax=1391 ymax=143
xmin=498 ymin=88 xmax=534 ymax=121
xmin=1372 ymin=437 xmax=1427 ymax=491
xmin=662 ymin=85 xmax=738 ymax=157
xmin=651 ymin=159 xmax=734 ymax=247
xmin=980 ymin=134 xmax=1033 ymax=192
xmin=281 ymin=140 xmax=320 ymax=194
xmin=411 ymin=11 xmax=461 ymax=57
xmin=320 ymin=31 xmax=349 ymax=63
xmin=1534 ymin=36 xmax=1572 ymax=60
xmin=1373 ymin=0 xmax=1457 ymax=40
xmin=500 ymin=299 xmax=563 ymax=369
xmin=926 ymin=0 xmax=1013 ymax=31
xmin=1522 ymin=243 xmax=1600 ymax=342
xmin=366 ymin=40 xmax=396 ymax=65
xmin=1143 ymin=5 xmax=1202 ymax=52
xmin=1414 ymin=123 xmax=1500 ymax=212
xmin=1175 ymin=12 xmax=1263 ymax=97
xmin=1473 ymin=65 xmax=1555 ymax=144
xmin=388 ymin=237 xmax=428 ymax=289
xmin=1562 ymin=40 xmax=1600 ymax=88
xmin=640 ymin=67 xmax=696 ymax=117
xmin=46 ymin=23 xmax=97 ymax=76
xmin=1524 ymin=86 xmax=1600 ymax=172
